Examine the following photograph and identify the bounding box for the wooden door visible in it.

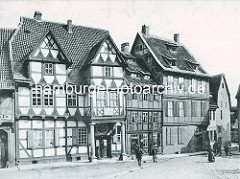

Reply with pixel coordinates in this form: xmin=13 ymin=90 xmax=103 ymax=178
xmin=0 ymin=130 xmax=8 ymax=168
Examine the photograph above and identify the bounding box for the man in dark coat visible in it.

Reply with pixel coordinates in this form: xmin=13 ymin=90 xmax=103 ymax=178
xmin=136 ymin=147 xmax=143 ymax=167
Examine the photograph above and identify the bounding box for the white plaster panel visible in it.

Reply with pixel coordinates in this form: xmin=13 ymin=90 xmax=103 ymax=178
xmin=78 ymin=146 xmax=87 ymax=153
xmin=78 ymin=121 xmax=86 ymax=127
xmin=45 ymin=108 xmax=54 ymax=115
xmin=68 ymin=108 xmax=77 ymax=116
xmin=105 ymin=79 xmax=111 ymax=87
xmin=45 ymin=121 xmax=54 ymax=128
xmin=94 ymin=54 xmax=100 ymax=62
xmin=45 ymin=148 xmax=55 ymax=156
xmin=55 ymin=64 xmax=66 ymax=74
xmin=56 ymin=76 xmax=66 ymax=84
xmin=93 ymin=79 xmax=102 ymax=86
xmin=32 ymin=73 xmax=41 ymax=83
xmin=19 ymin=120 xmax=31 ymax=128
xmin=30 ymin=62 xmax=42 ymax=73
xmin=20 ymin=140 xmax=27 ymax=148
xmin=56 ymin=98 xmax=66 ymax=107
xmin=33 ymin=108 xmax=41 ymax=115
xmin=67 ymin=121 xmax=76 ymax=127
xmin=67 ymin=128 xmax=72 ymax=136
xmin=57 ymin=108 xmax=66 ymax=115
xmin=92 ymin=66 xmax=102 ymax=76
xmin=113 ymin=67 xmax=123 ymax=78
xmin=55 ymin=88 xmax=65 ymax=97
xmin=56 ymin=121 xmax=65 ymax=128
xmin=19 ymin=150 xmax=30 ymax=158
xmin=109 ymin=54 xmax=116 ymax=62
xmin=19 ymin=107 xmax=29 ymax=115
xmin=115 ymin=80 xmax=123 ymax=87
xmin=32 ymin=120 xmax=42 ymax=128
xmin=33 ymin=149 xmax=43 ymax=157
xmin=71 ymin=147 xmax=77 ymax=154
xmin=101 ymin=54 xmax=107 ymax=61
xmin=78 ymin=96 xmax=84 ymax=106
xmin=57 ymin=147 xmax=65 ymax=155
xmin=60 ymin=138 xmax=65 ymax=146
xmin=18 ymin=96 xmax=30 ymax=106
xmin=59 ymin=129 xmax=65 ymax=137
xmin=19 ymin=130 xmax=27 ymax=139
xmin=44 ymin=76 xmax=54 ymax=84
xmin=79 ymin=108 xmax=84 ymax=116
xmin=18 ymin=87 xmax=30 ymax=96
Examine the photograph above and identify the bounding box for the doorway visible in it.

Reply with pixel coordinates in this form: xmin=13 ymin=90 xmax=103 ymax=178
xmin=95 ymin=136 xmax=111 ymax=158
xmin=0 ymin=130 xmax=8 ymax=168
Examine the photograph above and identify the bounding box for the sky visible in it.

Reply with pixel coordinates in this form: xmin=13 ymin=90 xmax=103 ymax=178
xmin=0 ymin=0 xmax=240 ymax=106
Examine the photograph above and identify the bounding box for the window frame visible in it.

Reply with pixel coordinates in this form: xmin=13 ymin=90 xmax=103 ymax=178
xmin=105 ymin=66 xmax=112 ymax=77
xmin=43 ymin=63 xmax=54 ymax=76
xmin=67 ymin=92 xmax=77 ymax=107
xmin=32 ymin=86 xmax=42 ymax=106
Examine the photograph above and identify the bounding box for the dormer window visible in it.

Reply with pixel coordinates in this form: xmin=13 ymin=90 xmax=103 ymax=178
xmin=105 ymin=67 xmax=112 ymax=77
xmin=165 ymin=43 xmax=178 ymax=53
xmin=187 ymin=61 xmax=199 ymax=71
xmin=44 ymin=63 xmax=53 ymax=75
xmin=169 ymin=60 xmax=176 ymax=66
xmin=131 ymin=74 xmax=137 ymax=78
xmin=144 ymin=75 xmax=150 ymax=80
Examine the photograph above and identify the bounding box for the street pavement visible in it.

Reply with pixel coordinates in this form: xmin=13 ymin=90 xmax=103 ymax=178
xmin=0 ymin=154 xmax=239 ymax=179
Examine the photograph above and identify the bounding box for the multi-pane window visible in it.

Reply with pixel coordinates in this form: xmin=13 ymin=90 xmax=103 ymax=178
xmin=168 ymin=101 xmax=173 ymax=117
xmin=45 ymin=129 xmax=54 ymax=148
xmin=32 ymin=87 xmax=42 ymax=106
xmin=44 ymin=87 xmax=54 ymax=106
xmin=153 ymin=94 xmax=158 ymax=101
xmin=191 ymin=101 xmax=197 ymax=117
xmin=142 ymin=134 xmax=148 ymax=147
xmin=152 ymin=112 xmax=158 ymax=122
xmin=178 ymin=127 xmax=184 ymax=144
xmin=221 ymin=110 xmax=223 ymax=120
xmin=109 ymin=92 xmax=118 ymax=107
xmin=78 ymin=128 xmax=87 ymax=145
xmin=131 ymin=112 xmax=138 ymax=123
xmin=142 ymin=112 xmax=148 ymax=123
xmin=43 ymin=35 xmax=57 ymax=50
xmin=67 ymin=92 xmax=77 ymax=107
xmin=105 ymin=67 xmax=112 ymax=77
xmin=166 ymin=127 xmax=174 ymax=145
xmin=167 ymin=75 xmax=174 ymax=86
xmin=44 ymin=63 xmax=53 ymax=75
xmin=97 ymin=92 xmax=106 ymax=107
xmin=179 ymin=102 xmax=184 ymax=117
xmin=132 ymin=93 xmax=138 ymax=100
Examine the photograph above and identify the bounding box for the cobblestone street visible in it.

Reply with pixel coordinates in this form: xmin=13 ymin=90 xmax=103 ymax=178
xmin=0 ymin=154 xmax=239 ymax=179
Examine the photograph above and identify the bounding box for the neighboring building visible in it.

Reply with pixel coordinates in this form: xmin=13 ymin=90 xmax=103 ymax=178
xmin=230 ymin=106 xmax=238 ymax=142
xmin=0 ymin=29 xmax=15 ymax=168
xmin=235 ymin=84 xmax=240 ymax=149
xmin=131 ymin=25 xmax=211 ymax=154
xmin=121 ymin=43 xmax=163 ymax=155
xmin=210 ymin=74 xmax=231 ymax=148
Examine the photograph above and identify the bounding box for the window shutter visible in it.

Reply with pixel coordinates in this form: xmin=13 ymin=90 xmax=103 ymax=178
xmin=27 ymin=130 xmax=34 ymax=149
xmin=165 ymin=101 xmax=168 ymax=117
xmin=174 ymin=101 xmax=178 ymax=117
xmin=72 ymin=128 xmax=79 ymax=146
xmin=55 ymin=129 xmax=60 ymax=147
xmin=184 ymin=101 xmax=187 ymax=117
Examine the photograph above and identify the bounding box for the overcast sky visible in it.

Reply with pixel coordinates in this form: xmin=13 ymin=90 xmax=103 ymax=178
xmin=0 ymin=0 xmax=240 ymax=105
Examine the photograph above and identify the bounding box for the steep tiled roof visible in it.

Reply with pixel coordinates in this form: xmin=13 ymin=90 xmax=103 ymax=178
xmin=9 ymin=17 xmax=109 ymax=79
xmin=0 ymin=28 xmax=15 ymax=89
xmin=138 ymin=33 xmax=210 ymax=77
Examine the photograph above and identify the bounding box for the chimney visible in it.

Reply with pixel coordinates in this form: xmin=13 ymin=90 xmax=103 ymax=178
xmin=67 ymin=19 xmax=73 ymax=33
xmin=141 ymin=25 xmax=149 ymax=36
xmin=34 ymin=11 xmax=42 ymax=20
xmin=121 ymin=42 xmax=130 ymax=53
xmin=174 ymin=33 xmax=180 ymax=43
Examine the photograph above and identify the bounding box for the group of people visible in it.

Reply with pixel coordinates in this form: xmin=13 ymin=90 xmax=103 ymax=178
xmin=208 ymin=140 xmax=231 ymax=163
xmin=135 ymin=145 xmax=158 ymax=167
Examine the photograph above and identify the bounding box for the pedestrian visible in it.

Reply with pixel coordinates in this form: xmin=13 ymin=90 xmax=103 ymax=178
xmin=217 ymin=143 xmax=222 ymax=156
xmin=224 ymin=145 xmax=229 ymax=156
xmin=136 ymin=147 xmax=143 ymax=167
xmin=213 ymin=140 xmax=218 ymax=156
xmin=208 ymin=145 xmax=215 ymax=163
xmin=151 ymin=146 xmax=157 ymax=163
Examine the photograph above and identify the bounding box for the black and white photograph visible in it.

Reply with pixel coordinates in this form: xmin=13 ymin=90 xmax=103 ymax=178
xmin=0 ymin=0 xmax=240 ymax=178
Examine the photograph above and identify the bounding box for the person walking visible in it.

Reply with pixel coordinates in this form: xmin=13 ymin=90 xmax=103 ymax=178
xmin=136 ymin=147 xmax=143 ymax=167
xmin=213 ymin=140 xmax=218 ymax=156
xmin=151 ymin=146 xmax=157 ymax=163
xmin=208 ymin=145 xmax=215 ymax=163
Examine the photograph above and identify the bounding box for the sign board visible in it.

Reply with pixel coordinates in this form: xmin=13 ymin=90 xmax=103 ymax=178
xmin=0 ymin=114 xmax=12 ymax=120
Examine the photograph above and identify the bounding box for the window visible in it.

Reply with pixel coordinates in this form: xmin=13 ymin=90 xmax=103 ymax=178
xmin=32 ymin=87 xmax=42 ymax=106
xmin=109 ymin=92 xmax=118 ymax=107
xmin=221 ymin=110 xmax=223 ymax=120
xmin=179 ymin=102 xmax=184 ymax=117
xmin=105 ymin=67 xmax=112 ymax=77
xmin=97 ymin=92 xmax=106 ymax=107
xmin=167 ymin=75 xmax=174 ymax=86
xmin=168 ymin=101 xmax=173 ymax=117
xmin=67 ymin=92 xmax=77 ymax=107
xmin=78 ymin=128 xmax=87 ymax=145
xmin=131 ymin=112 xmax=138 ymax=123
xmin=213 ymin=111 xmax=215 ymax=120
xmin=201 ymin=102 xmax=206 ymax=117
xmin=142 ymin=134 xmax=148 ymax=147
xmin=132 ymin=93 xmax=138 ymax=100
xmin=153 ymin=94 xmax=158 ymax=101
xmin=131 ymin=73 xmax=137 ymax=78
xmin=221 ymin=101 xmax=223 ymax=108
xmin=144 ymin=75 xmax=150 ymax=80
xmin=179 ymin=77 xmax=184 ymax=90
xmin=142 ymin=94 xmax=148 ymax=101
xmin=27 ymin=130 xmax=43 ymax=149
xmin=44 ymin=63 xmax=53 ymax=75
xmin=178 ymin=127 xmax=184 ymax=144
xmin=191 ymin=78 xmax=196 ymax=92
xmin=45 ymin=129 xmax=54 ymax=148
xmin=142 ymin=112 xmax=148 ymax=123
xmin=191 ymin=101 xmax=197 ymax=117
xmin=225 ymin=102 xmax=228 ymax=108
xmin=44 ymin=86 xmax=54 ymax=106
xmin=117 ymin=126 xmax=122 ymax=143
xmin=222 ymin=83 xmax=224 ymax=88
xmin=166 ymin=127 xmax=173 ymax=145
xmin=152 ymin=112 xmax=158 ymax=122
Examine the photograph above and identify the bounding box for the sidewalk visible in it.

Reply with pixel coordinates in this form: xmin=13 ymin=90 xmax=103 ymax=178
xmin=1 ymin=151 xmax=207 ymax=172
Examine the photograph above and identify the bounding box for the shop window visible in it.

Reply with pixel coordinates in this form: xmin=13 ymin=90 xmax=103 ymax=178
xmin=166 ymin=127 xmax=174 ymax=145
